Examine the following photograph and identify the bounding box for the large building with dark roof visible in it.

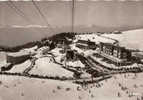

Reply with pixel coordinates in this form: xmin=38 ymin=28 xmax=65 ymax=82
xmin=76 ymin=40 xmax=96 ymax=50
xmin=99 ymin=42 xmax=132 ymax=66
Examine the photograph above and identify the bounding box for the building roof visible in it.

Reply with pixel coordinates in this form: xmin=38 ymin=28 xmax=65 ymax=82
xmin=100 ymin=42 xmax=131 ymax=52
xmin=77 ymin=40 xmax=96 ymax=45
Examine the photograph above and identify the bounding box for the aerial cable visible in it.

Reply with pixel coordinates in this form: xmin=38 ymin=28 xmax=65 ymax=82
xmin=31 ymin=0 xmax=55 ymax=33
xmin=6 ymin=0 xmax=33 ymax=24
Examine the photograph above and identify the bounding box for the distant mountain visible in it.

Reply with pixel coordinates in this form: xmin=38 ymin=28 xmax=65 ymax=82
xmin=1 ymin=25 xmax=143 ymax=47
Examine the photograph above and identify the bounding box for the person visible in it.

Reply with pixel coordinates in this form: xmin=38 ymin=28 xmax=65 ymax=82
xmin=118 ymin=92 xmax=121 ymax=97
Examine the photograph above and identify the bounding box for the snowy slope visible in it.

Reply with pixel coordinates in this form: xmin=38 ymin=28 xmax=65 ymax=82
xmin=66 ymin=60 xmax=85 ymax=68
xmin=1 ymin=45 xmax=74 ymax=78
xmin=7 ymin=46 xmax=38 ymax=58
xmin=102 ymin=29 xmax=143 ymax=50
xmin=20 ymin=46 xmax=38 ymax=53
xmin=0 ymin=52 xmax=7 ymax=68
xmin=7 ymin=60 xmax=31 ymax=73
xmin=75 ymin=34 xmax=115 ymax=44
xmin=29 ymin=57 xmax=73 ymax=78
xmin=7 ymin=50 xmax=30 ymax=57
xmin=50 ymin=48 xmax=66 ymax=64
xmin=1 ymin=73 xmax=143 ymax=100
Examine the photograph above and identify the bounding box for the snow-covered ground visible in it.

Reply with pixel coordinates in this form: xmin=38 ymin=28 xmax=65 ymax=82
xmin=66 ymin=60 xmax=85 ymax=68
xmin=1 ymin=73 xmax=143 ymax=100
xmin=50 ymin=48 xmax=66 ymax=64
xmin=1 ymin=46 xmax=73 ymax=78
xmin=6 ymin=60 xmax=31 ymax=73
xmin=34 ymin=46 xmax=50 ymax=58
xmin=70 ymin=44 xmax=84 ymax=54
xmin=7 ymin=50 xmax=30 ymax=57
xmin=29 ymin=57 xmax=73 ymax=78
xmin=0 ymin=52 xmax=7 ymax=68
xmin=75 ymin=29 xmax=143 ymax=51
xmin=75 ymin=34 xmax=115 ymax=44
xmin=7 ymin=46 xmax=39 ymax=58
xmin=20 ymin=46 xmax=38 ymax=53
xmin=91 ymin=54 xmax=143 ymax=69
xmin=70 ymin=43 xmax=96 ymax=56
xmin=1 ymin=30 xmax=143 ymax=100
xmin=102 ymin=29 xmax=143 ymax=50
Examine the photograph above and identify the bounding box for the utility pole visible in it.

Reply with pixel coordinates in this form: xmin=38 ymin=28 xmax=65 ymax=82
xmin=72 ymin=0 xmax=75 ymax=32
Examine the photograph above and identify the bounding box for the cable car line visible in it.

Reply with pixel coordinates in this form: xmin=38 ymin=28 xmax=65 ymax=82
xmin=31 ymin=0 xmax=55 ymax=33
xmin=6 ymin=0 xmax=33 ymax=24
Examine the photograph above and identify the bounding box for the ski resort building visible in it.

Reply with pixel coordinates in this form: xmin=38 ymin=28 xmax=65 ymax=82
xmin=99 ymin=42 xmax=132 ymax=66
xmin=66 ymin=50 xmax=78 ymax=61
xmin=76 ymin=40 xmax=96 ymax=50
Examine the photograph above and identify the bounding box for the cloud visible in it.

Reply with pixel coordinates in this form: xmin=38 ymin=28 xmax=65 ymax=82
xmin=11 ymin=25 xmax=48 ymax=28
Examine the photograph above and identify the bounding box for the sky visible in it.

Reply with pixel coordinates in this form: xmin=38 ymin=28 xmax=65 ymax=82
xmin=0 ymin=1 xmax=143 ymax=46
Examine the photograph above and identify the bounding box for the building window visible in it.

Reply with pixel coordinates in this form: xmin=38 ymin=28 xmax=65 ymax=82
xmin=122 ymin=52 xmax=127 ymax=59
xmin=113 ymin=49 xmax=118 ymax=57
